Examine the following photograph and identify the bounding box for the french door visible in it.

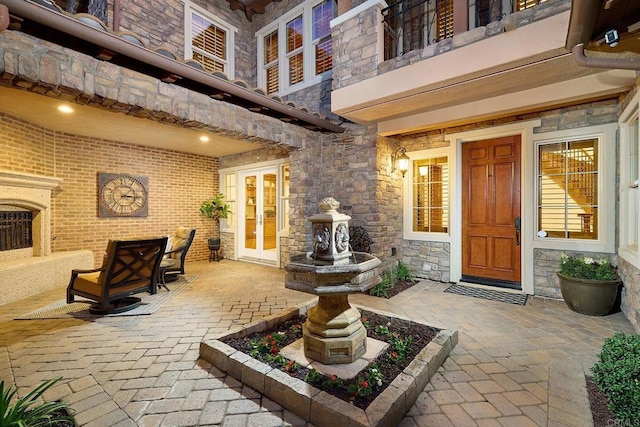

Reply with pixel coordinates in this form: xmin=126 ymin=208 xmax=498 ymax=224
xmin=238 ymin=168 xmax=278 ymax=263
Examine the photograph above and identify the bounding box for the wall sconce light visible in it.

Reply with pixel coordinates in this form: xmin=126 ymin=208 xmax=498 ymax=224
xmin=392 ymin=147 xmax=410 ymax=177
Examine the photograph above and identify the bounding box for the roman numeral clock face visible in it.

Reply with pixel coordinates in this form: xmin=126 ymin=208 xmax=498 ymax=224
xmin=98 ymin=173 xmax=149 ymax=217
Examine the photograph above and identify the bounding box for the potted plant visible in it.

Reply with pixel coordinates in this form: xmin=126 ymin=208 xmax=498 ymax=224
xmin=199 ymin=193 xmax=231 ymax=254
xmin=556 ymin=252 xmax=622 ymax=316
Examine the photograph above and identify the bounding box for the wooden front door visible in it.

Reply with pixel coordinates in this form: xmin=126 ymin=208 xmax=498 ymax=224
xmin=462 ymin=136 xmax=521 ymax=287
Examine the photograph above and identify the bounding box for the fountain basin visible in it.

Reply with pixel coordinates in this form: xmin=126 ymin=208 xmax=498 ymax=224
xmin=285 ymin=252 xmax=382 ymax=295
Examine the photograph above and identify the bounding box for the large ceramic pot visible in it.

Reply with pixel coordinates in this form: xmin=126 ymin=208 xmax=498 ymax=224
xmin=556 ymin=272 xmax=622 ymax=316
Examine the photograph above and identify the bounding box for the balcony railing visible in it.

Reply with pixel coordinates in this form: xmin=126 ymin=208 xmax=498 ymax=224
xmin=382 ymin=0 xmax=549 ymax=60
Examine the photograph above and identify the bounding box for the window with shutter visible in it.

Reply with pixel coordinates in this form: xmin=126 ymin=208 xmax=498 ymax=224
xmin=184 ymin=4 xmax=237 ymax=79
xmin=264 ymin=30 xmax=279 ymax=94
xmin=286 ymin=16 xmax=304 ymax=86
xmin=312 ymin=0 xmax=333 ymax=74
xmin=256 ymin=0 xmax=335 ymax=96
xmin=515 ymin=0 xmax=547 ymax=11
xmin=413 ymin=157 xmax=449 ymax=233
xmin=436 ymin=0 xmax=453 ymax=41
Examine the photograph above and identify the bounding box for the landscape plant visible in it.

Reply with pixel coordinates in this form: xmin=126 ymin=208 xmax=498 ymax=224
xmin=224 ymin=310 xmax=438 ymax=409
xmin=559 ymin=252 xmax=620 ymax=281
xmin=591 ymin=332 xmax=640 ymax=423
xmin=369 ymin=260 xmax=416 ymax=298
xmin=0 ymin=378 xmax=76 ymax=427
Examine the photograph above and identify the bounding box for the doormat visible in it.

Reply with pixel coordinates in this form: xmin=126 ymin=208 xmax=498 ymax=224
xmin=15 ymin=275 xmax=198 ymax=319
xmin=444 ymin=284 xmax=528 ymax=305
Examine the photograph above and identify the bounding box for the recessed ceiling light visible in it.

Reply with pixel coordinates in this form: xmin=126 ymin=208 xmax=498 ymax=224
xmin=57 ymin=105 xmax=74 ymax=114
xmin=199 ymin=136 xmax=210 ymax=142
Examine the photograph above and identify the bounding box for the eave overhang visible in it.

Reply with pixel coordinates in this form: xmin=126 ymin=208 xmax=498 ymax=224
xmin=0 ymin=0 xmax=345 ymax=133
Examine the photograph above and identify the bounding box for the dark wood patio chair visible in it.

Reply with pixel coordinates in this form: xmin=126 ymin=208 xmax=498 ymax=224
xmin=160 ymin=227 xmax=196 ymax=286
xmin=67 ymin=237 xmax=167 ymax=314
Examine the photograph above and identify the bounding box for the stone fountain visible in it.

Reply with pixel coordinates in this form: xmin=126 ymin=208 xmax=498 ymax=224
xmin=284 ymin=197 xmax=381 ymax=364
xmin=199 ymin=197 xmax=457 ymax=427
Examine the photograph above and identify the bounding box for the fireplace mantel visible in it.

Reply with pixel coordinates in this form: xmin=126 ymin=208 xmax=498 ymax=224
xmin=0 ymin=169 xmax=62 ymax=257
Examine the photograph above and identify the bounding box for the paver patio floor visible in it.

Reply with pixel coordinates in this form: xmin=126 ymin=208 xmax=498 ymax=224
xmin=0 ymin=260 xmax=634 ymax=426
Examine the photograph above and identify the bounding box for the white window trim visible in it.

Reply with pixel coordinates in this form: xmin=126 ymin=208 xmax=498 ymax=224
xmin=402 ymin=146 xmax=454 ymax=242
xmin=220 ymin=172 xmax=236 ymax=232
xmin=184 ymin=1 xmax=237 ymax=80
xmin=256 ymin=0 xmax=333 ymax=96
xmin=532 ymin=123 xmax=617 ymax=254
xmin=619 ymin=91 xmax=640 ymax=268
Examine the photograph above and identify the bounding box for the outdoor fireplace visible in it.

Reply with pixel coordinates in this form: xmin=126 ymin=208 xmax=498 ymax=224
xmin=0 ymin=169 xmax=93 ymax=305
xmin=0 ymin=169 xmax=60 ymax=260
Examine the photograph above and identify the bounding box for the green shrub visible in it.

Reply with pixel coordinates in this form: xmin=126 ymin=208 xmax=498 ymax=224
xmin=591 ymin=332 xmax=640 ymax=423
xmin=395 ymin=260 xmax=414 ymax=282
xmin=0 ymin=377 xmax=76 ymax=426
xmin=369 ymin=269 xmax=394 ymax=298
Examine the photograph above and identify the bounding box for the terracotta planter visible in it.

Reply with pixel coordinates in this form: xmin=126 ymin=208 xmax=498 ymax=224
xmin=556 ymin=272 xmax=622 ymax=316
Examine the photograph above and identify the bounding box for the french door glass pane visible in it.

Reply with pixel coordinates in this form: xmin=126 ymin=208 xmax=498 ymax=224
xmin=245 ymin=176 xmax=256 ymax=249
xmin=263 ymin=174 xmax=277 ymax=250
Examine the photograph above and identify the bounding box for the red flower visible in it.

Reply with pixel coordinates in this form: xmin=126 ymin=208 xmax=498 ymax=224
xmin=391 ymin=352 xmax=398 ymax=359
xmin=331 ymin=375 xmax=337 ymax=381
xmin=266 ymin=334 xmax=272 ymax=339
xmin=361 ymin=380 xmax=369 ymax=388
xmin=270 ymin=346 xmax=279 ymax=355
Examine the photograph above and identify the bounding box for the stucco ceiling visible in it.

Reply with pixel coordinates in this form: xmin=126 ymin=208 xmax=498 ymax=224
xmin=0 ymin=87 xmax=263 ymax=157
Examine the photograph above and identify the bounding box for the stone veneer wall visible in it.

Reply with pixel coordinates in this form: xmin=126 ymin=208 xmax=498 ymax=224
xmin=331 ymin=0 xmax=570 ymax=90
xmin=619 ymin=257 xmax=640 ymax=333
xmin=285 ymin=123 xmax=401 ymax=270
xmin=104 ymin=0 xmax=255 ymax=82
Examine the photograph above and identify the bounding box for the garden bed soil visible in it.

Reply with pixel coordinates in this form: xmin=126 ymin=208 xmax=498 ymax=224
xmin=369 ymin=280 xmax=416 ymax=299
xmin=221 ymin=309 xmax=439 ymax=410
xmin=586 ymin=375 xmax=616 ymax=427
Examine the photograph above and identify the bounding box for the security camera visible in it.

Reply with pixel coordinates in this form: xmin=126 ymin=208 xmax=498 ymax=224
xmin=604 ymin=29 xmax=619 ymax=47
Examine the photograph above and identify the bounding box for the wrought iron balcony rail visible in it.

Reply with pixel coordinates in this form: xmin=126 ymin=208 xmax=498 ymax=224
xmin=382 ymin=0 xmax=548 ymax=61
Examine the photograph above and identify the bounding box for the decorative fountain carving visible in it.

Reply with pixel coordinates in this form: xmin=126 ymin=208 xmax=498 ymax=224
xmin=285 ymin=197 xmax=381 ymax=364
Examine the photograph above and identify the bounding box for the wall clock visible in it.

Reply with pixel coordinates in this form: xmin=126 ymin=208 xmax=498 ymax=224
xmin=98 ymin=173 xmax=148 ymax=217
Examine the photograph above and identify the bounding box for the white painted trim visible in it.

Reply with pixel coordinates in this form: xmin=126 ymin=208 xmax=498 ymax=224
xmin=618 ymin=93 xmax=640 ymax=269
xmin=256 ymin=0 xmax=335 ymax=96
xmin=531 ymin=124 xmax=617 ymax=255
xmin=402 ymin=146 xmax=454 ymax=242
xmin=330 ymin=0 xmax=388 ymax=28
xmin=219 ymin=159 xmax=288 ymax=263
xmin=447 ymin=120 xmax=541 ymax=294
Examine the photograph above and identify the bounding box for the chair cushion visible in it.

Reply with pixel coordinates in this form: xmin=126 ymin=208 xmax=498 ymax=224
xmin=171 ymin=227 xmax=192 ymax=259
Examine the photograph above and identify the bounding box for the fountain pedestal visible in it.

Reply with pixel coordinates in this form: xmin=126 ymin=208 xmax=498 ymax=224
xmin=285 ymin=197 xmax=381 ymax=365
xmin=303 ymin=295 xmax=367 ymax=364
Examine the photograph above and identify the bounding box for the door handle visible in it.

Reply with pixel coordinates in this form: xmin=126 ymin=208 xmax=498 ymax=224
xmin=514 ymin=216 xmax=521 ymax=246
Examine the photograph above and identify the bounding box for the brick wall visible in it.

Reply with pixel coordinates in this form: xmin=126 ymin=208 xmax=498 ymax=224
xmin=0 ymin=112 xmax=218 ymax=266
